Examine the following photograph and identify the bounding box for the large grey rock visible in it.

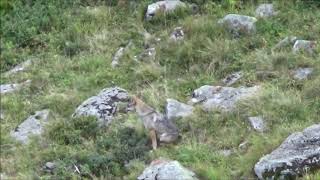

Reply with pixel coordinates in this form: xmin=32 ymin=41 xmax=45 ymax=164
xmin=255 ymin=4 xmax=277 ymax=18
xmin=0 ymin=80 xmax=31 ymax=95
xmin=222 ymin=71 xmax=242 ymax=86
xmin=4 ymin=59 xmax=32 ymax=76
xmin=190 ymin=85 xmax=260 ymax=111
xmin=248 ymin=116 xmax=266 ymax=133
xmin=138 ymin=159 xmax=198 ymax=180
xmin=293 ymin=68 xmax=313 ymax=80
xmin=293 ymin=40 xmax=317 ymax=55
xmin=272 ymin=36 xmax=297 ymax=51
xmin=11 ymin=110 xmax=50 ymax=144
xmin=218 ymin=14 xmax=257 ymax=36
xmin=254 ymin=124 xmax=320 ymax=179
xmin=166 ymin=99 xmax=193 ymax=120
xmin=145 ymin=0 xmax=186 ymax=21
xmin=170 ymin=27 xmax=184 ymax=42
xmin=72 ymin=87 xmax=129 ymax=126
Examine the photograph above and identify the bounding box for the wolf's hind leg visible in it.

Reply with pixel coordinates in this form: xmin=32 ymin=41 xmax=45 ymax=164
xmin=149 ymin=129 xmax=157 ymax=150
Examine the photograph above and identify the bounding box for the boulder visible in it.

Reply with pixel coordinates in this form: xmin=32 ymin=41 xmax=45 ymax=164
xmin=72 ymin=87 xmax=129 ymax=126
xmin=254 ymin=124 xmax=320 ymax=179
xmin=0 ymin=80 xmax=31 ymax=95
xmin=293 ymin=68 xmax=313 ymax=80
xmin=190 ymin=85 xmax=260 ymax=111
xmin=218 ymin=14 xmax=257 ymax=36
xmin=4 ymin=59 xmax=32 ymax=76
xmin=222 ymin=71 xmax=242 ymax=86
xmin=293 ymin=40 xmax=317 ymax=55
xmin=255 ymin=4 xmax=277 ymax=18
xmin=11 ymin=110 xmax=50 ymax=144
xmin=272 ymin=36 xmax=297 ymax=51
xmin=248 ymin=116 xmax=266 ymax=133
xmin=145 ymin=0 xmax=186 ymax=21
xmin=170 ymin=27 xmax=184 ymax=42
xmin=166 ymin=98 xmax=193 ymax=120
xmin=138 ymin=159 xmax=198 ymax=180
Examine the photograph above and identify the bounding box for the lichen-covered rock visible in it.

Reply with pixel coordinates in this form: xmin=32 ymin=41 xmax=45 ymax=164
xmin=222 ymin=71 xmax=242 ymax=86
xmin=72 ymin=87 xmax=129 ymax=126
xmin=4 ymin=59 xmax=32 ymax=76
xmin=11 ymin=110 xmax=50 ymax=144
xmin=218 ymin=14 xmax=257 ymax=36
xmin=254 ymin=124 xmax=320 ymax=179
xmin=166 ymin=99 xmax=193 ymax=120
xmin=248 ymin=116 xmax=266 ymax=132
xmin=170 ymin=27 xmax=184 ymax=42
xmin=272 ymin=36 xmax=297 ymax=51
xmin=293 ymin=68 xmax=313 ymax=80
xmin=145 ymin=0 xmax=186 ymax=21
xmin=190 ymin=85 xmax=260 ymax=111
xmin=255 ymin=4 xmax=277 ymax=18
xmin=138 ymin=159 xmax=198 ymax=180
xmin=293 ymin=40 xmax=317 ymax=55
xmin=0 ymin=80 xmax=31 ymax=95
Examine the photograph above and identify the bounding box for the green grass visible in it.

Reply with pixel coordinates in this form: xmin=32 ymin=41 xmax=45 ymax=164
xmin=1 ymin=0 xmax=320 ymax=179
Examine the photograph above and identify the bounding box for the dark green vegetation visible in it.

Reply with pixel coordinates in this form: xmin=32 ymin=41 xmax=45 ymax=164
xmin=1 ymin=0 xmax=320 ymax=179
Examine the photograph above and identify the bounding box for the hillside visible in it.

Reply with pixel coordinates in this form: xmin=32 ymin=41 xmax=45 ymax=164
xmin=1 ymin=0 xmax=320 ymax=179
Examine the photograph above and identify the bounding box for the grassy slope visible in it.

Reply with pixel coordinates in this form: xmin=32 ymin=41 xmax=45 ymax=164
xmin=1 ymin=0 xmax=320 ymax=179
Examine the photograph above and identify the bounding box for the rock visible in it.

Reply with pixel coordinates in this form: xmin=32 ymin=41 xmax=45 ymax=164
xmin=222 ymin=71 xmax=242 ymax=86
xmin=218 ymin=14 xmax=257 ymax=36
xmin=248 ymin=116 xmax=266 ymax=133
xmin=42 ymin=162 xmax=56 ymax=173
xmin=254 ymin=124 xmax=320 ymax=179
xmin=111 ymin=41 xmax=132 ymax=68
xmin=11 ymin=110 xmax=50 ymax=144
xmin=166 ymin=99 xmax=193 ymax=120
xmin=293 ymin=40 xmax=317 ymax=55
xmin=293 ymin=68 xmax=313 ymax=80
xmin=72 ymin=87 xmax=129 ymax=126
xmin=145 ymin=0 xmax=186 ymax=21
xmin=255 ymin=4 xmax=277 ymax=18
xmin=4 ymin=59 xmax=32 ymax=76
xmin=138 ymin=159 xmax=198 ymax=180
xmin=272 ymin=36 xmax=297 ymax=51
xmin=219 ymin=149 xmax=233 ymax=157
xmin=239 ymin=141 xmax=249 ymax=151
xmin=135 ymin=48 xmax=156 ymax=62
xmin=0 ymin=112 xmax=4 ymax=120
xmin=170 ymin=27 xmax=184 ymax=42
xmin=190 ymin=85 xmax=260 ymax=111
xmin=0 ymin=80 xmax=31 ymax=95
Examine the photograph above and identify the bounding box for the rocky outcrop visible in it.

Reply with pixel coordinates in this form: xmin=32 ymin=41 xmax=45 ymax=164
xmin=166 ymin=99 xmax=193 ymax=120
xmin=145 ymin=1 xmax=186 ymax=20
xmin=190 ymin=85 xmax=260 ymax=111
xmin=222 ymin=71 xmax=242 ymax=86
xmin=138 ymin=159 xmax=198 ymax=180
xmin=218 ymin=14 xmax=257 ymax=36
xmin=293 ymin=68 xmax=313 ymax=80
xmin=72 ymin=87 xmax=129 ymax=126
xmin=248 ymin=116 xmax=266 ymax=133
xmin=170 ymin=27 xmax=184 ymax=42
xmin=255 ymin=4 xmax=277 ymax=18
xmin=254 ymin=124 xmax=320 ymax=179
xmin=0 ymin=80 xmax=31 ymax=95
xmin=293 ymin=40 xmax=317 ymax=55
xmin=11 ymin=110 xmax=50 ymax=144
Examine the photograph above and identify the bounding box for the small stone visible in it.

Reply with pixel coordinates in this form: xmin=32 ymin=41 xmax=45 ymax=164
xmin=145 ymin=1 xmax=186 ymax=21
xmin=248 ymin=116 xmax=265 ymax=132
xmin=170 ymin=27 xmax=184 ymax=42
xmin=239 ymin=141 xmax=249 ymax=151
xmin=138 ymin=158 xmax=198 ymax=180
xmin=222 ymin=71 xmax=242 ymax=86
xmin=218 ymin=14 xmax=257 ymax=36
xmin=219 ymin=149 xmax=233 ymax=157
xmin=0 ymin=80 xmax=31 ymax=95
xmin=293 ymin=68 xmax=313 ymax=80
xmin=293 ymin=40 xmax=317 ymax=55
xmin=255 ymin=4 xmax=277 ymax=18
xmin=136 ymin=48 xmax=156 ymax=62
xmin=166 ymin=99 xmax=193 ymax=120
xmin=272 ymin=36 xmax=297 ymax=51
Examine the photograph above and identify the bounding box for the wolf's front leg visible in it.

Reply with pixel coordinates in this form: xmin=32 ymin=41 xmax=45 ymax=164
xmin=149 ymin=129 xmax=157 ymax=150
